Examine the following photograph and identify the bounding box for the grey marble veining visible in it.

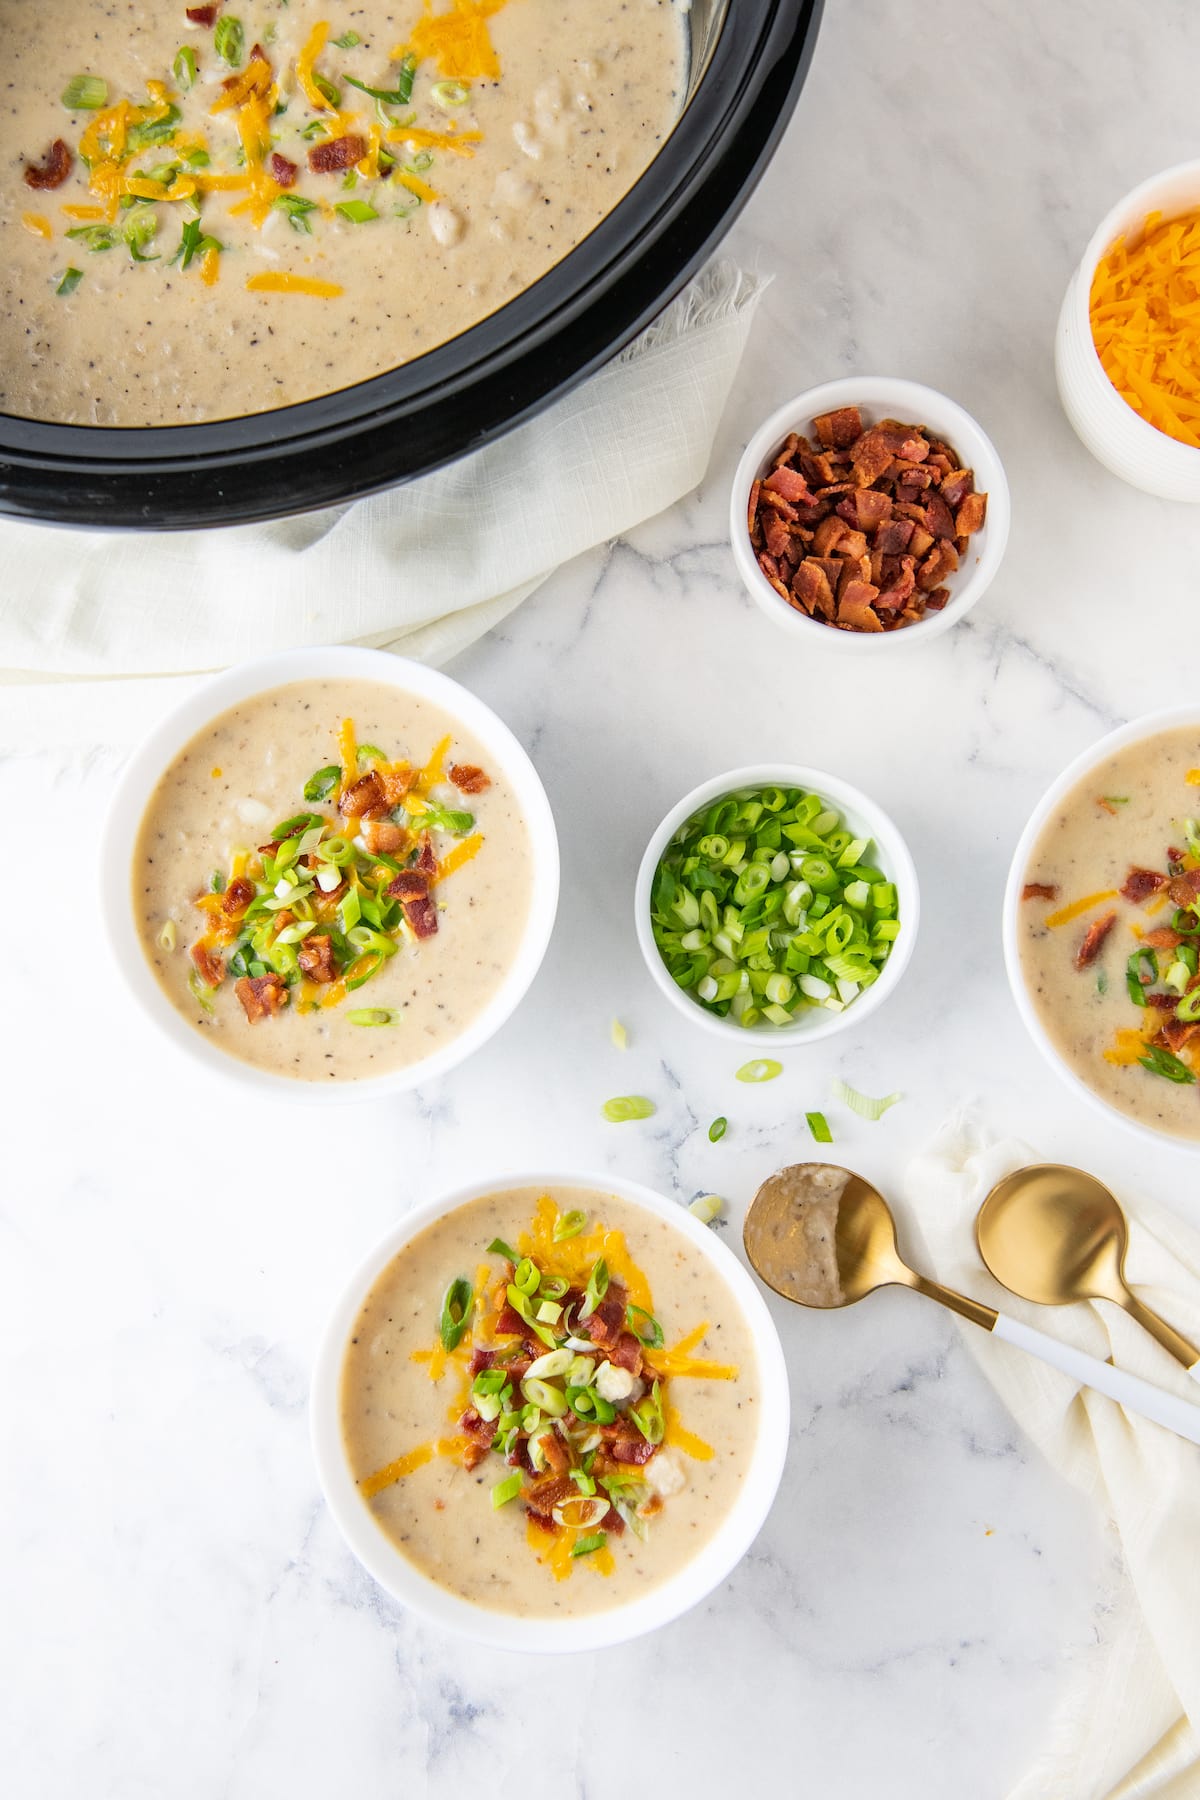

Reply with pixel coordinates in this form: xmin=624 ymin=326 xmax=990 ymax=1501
xmin=8 ymin=1 xmax=1200 ymax=1795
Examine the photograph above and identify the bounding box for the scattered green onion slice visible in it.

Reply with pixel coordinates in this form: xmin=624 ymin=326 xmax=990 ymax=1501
xmin=55 ymin=267 xmax=84 ymax=296
xmin=512 ymin=1257 xmax=540 ymax=1297
xmin=157 ymin=919 xmax=177 ymax=952
xmin=487 ymin=1237 xmax=519 ymax=1262
xmin=187 ymin=968 xmax=215 ymax=1014
xmin=602 ymin=1095 xmax=655 ymax=1122
xmin=439 ymin=1276 xmax=473 ymax=1351
xmin=689 ymin=1194 xmax=724 ymax=1225
xmin=335 ymin=199 xmax=379 ymax=223
xmin=274 ymin=194 xmax=319 ymax=233
xmin=708 ymin=1116 xmax=727 ymax=1142
xmin=333 ymin=29 xmax=362 ymax=46
xmin=736 ymin=1059 xmax=782 ymax=1083
xmin=610 ymin=1017 xmax=628 ymax=1050
xmin=581 ymin=1257 xmax=609 ymax=1317
xmin=431 ymin=78 xmax=470 ymax=108
xmin=491 ymin=1472 xmax=523 ymax=1509
xmin=344 ymin=57 xmax=415 ymax=105
xmin=1126 ymin=947 xmax=1158 ymax=1006
xmin=303 ymin=764 xmax=340 ymax=802
xmin=1176 ymin=988 xmax=1200 ymax=1023
xmin=625 ymin=1304 xmax=664 ymax=1349
xmin=1138 ymin=1044 xmax=1197 ymax=1085
xmin=806 ymin=1111 xmax=833 ymax=1143
xmin=346 ymin=1007 xmax=399 ymax=1026
xmin=570 ymin=1530 xmax=607 ymax=1559
xmin=552 ymin=1209 xmax=587 ymax=1242
xmin=61 ymin=74 xmax=108 ymax=109
xmin=214 ymin=16 xmax=245 ymax=66
xmin=173 ymin=46 xmax=198 ymax=89
xmin=832 ymin=1078 xmax=902 ymax=1121
xmin=357 ymin=742 xmax=386 ymax=764
xmin=630 ymin=1379 xmax=665 ymax=1444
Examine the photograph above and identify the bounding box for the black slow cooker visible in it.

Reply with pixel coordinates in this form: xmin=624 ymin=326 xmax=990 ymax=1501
xmin=0 ymin=0 xmax=822 ymax=529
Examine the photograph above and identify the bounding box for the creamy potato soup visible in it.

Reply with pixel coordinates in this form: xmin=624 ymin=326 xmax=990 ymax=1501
xmin=133 ymin=678 xmax=533 ymax=1081
xmin=1018 ymin=725 xmax=1200 ymax=1140
xmin=0 ymin=0 xmax=685 ymax=425
xmin=341 ymin=1186 xmax=760 ymax=1616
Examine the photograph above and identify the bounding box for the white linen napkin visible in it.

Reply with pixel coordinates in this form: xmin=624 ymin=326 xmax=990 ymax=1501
xmin=905 ymin=1110 xmax=1200 ymax=1800
xmin=0 ymin=259 xmax=766 ymax=682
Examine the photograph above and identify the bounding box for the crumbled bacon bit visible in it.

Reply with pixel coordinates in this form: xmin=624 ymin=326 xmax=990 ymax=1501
xmin=378 ymin=767 xmax=416 ymax=808
xmin=1120 ymin=867 xmax=1169 ymax=903
xmin=23 ymin=139 xmax=72 ymax=190
xmin=414 ymin=834 xmax=437 ymax=877
xmin=1169 ymin=869 xmax=1200 ymax=904
xmin=1162 ymin=1018 xmax=1200 ymax=1053
xmin=449 ymin=763 xmax=490 ymax=794
xmin=386 ymin=868 xmax=430 ymax=901
xmin=1022 ymin=882 xmax=1059 ymax=902
xmin=538 ymin=1432 xmax=569 ymax=1473
xmin=186 ymin=4 xmax=218 ymax=22
xmin=189 ymin=941 xmax=225 ymax=988
xmin=402 ymin=894 xmax=439 ymax=938
xmin=468 ymin=1348 xmax=496 ymax=1376
xmin=297 ymin=934 xmax=337 ymax=982
xmin=235 ymin=972 xmax=289 ymax=1021
xmin=337 ymin=770 xmax=389 ymax=820
xmin=220 ymin=876 xmax=256 ymax=917
xmin=609 ymin=1331 xmax=644 ymax=1375
xmin=1075 ymin=912 xmax=1117 ymax=969
xmin=361 ymin=819 xmax=407 ymax=855
xmin=748 ymin=414 xmax=987 ymax=633
xmin=269 ymin=153 xmax=298 ymax=189
xmin=1142 ymin=927 xmax=1183 ymax=950
xmin=308 ymin=134 xmax=367 ymax=173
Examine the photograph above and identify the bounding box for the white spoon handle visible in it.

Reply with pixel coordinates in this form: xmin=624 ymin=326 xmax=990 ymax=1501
xmin=991 ymin=1312 xmax=1200 ymax=1447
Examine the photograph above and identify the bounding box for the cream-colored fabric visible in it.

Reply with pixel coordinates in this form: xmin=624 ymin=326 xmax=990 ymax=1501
xmin=905 ymin=1112 xmax=1200 ymax=1800
xmin=0 ymin=259 xmax=766 ymax=680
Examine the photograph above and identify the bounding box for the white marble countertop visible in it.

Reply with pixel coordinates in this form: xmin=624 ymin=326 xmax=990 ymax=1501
xmin=9 ymin=1 xmax=1200 ymax=1794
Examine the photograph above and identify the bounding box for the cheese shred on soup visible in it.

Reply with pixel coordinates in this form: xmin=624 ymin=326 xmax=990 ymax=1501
xmin=1 ymin=0 xmax=685 ymax=424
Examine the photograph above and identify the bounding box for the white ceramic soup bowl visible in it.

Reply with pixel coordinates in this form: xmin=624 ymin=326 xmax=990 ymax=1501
xmin=1056 ymin=160 xmax=1200 ymax=501
xmin=100 ymin=646 xmax=559 ymax=1104
xmin=1003 ymin=705 xmax=1200 ymax=1150
xmin=310 ymin=1169 xmax=790 ymax=1653
xmin=635 ymin=763 xmax=920 ymax=1045
xmin=729 ymin=376 xmax=1010 ymax=652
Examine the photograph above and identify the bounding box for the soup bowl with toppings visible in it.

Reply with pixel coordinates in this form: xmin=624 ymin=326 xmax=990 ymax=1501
xmin=729 ymin=377 xmax=1009 ymax=651
xmin=101 ymin=645 xmax=558 ymax=1099
xmin=310 ymin=1171 xmax=790 ymax=1650
xmin=635 ymin=763 xmax=920 ymax=1044
xmin=1005 ymin=707 xmax=1200 ymax=1147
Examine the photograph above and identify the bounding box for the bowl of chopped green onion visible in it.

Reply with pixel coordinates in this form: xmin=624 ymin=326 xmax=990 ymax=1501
xmin=636 ymin=766 xmax=919 ymax=1042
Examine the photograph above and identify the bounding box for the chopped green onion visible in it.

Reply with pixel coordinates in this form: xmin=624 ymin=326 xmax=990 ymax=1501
xmin=630 ymin=1379 xmax=664 ymax=1444
xmin=346 ymin=1007 xmax=399 ymax=1026
xmin=505 ymin=1287 xmax=558 ymax=1349
xmin=123 ymin=206 xmax=160 ymax=263
xmin=689 ymin=1194 xmax=724 ymax=1225
xmin=415 ymin=802 xmax=474 ymax=835
xmin=708 ymin=1116 xmax=727 ymax=1142
xmin=570 ymin=1531 xmax=607 ymax=1559
xmin=157 ymin=919 xmax=177 ymax=952
xmin=61 ymin=74 xmax=108 ymax=109
xmin=487 ymin=1237 xmax=519 ymax=1262
xmin=1126 ymin=947 xmax=1158 ymax=1007
xmin=566 ymin=1385 xmax=615 ymax=1424
xmin=173 ymin=46 xmax=198 ymax=89
xmin=491 ymin=1472 xmax=523 ymax=1508
xmin=273 ymin=194 xmax=319 ymax=233
xmin=625 ymin=1304 xmax=663 ymax=1349
xmin=271 ymin=812 xmax=325 ymax=841
xmin=187 ymin=968 xmax=215 ymax=1015
xmin=335 ymin=199 xmax=379 ymax=223
xmin=171 ymin=217 xmax=223 ymax=270
xmin=66 ymin=225 xmax=119 ymax=252
xmin=1097 ymin=968 xmax=1109 ymax=996
xmin=357 ymin=742 xmax=386 ymax=764
xmin=610 ymin=1017 xmax=628 ymax=1050
xmin=1138 ymin=1044 xmax=1197 ymax=1085
xmin=344 ymin=57 xmax=416 ymax=105
xmin=1103 ymin=795 xmax=1129 ymax=806
xmin=439 ymin=1276 xmax=473 ymax=1351
xmin=736 ymin=1059 xmax=782 ymax=1083
xmin=806 ymin=1111 xmax=833 ymax=1143
xmin=520 ymin=1376 xmax=567 ymax=1417
xmin=214 ymin=16 xmax=245 ymax=66
xmin=1176 ymin=987 xmax=1200 ymax=1023
xmin=333 ymin=29 xmax=362 ymax=47
xmin=431 ymin=78 xmax=470 ymax=108
xmin=512 ymin=1257 xmax=540 ymax=1297
xmin=602 ymin=1095 xmax=655 ymax=1122
xmin=55 ymin=267 xmax=84 ymax=296
xmin=832 ymin=1079 xmax=902 ymax=1121
xmin=552 ymin=1209 xmax=587 ymax=1242
xmin=581 ymin=1257 xmax=609 ymax=1317
xmin=570 ymin=1468 xmax=596 ymax=1496
xmin=313 ymin=70 xmax=342 ymax=105
xmin=303 ymin=764 xmax=340 ymax=801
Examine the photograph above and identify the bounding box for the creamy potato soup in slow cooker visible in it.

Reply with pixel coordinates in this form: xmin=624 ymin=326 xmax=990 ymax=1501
xmin=341 ymin=1186 xmax=759 ymax=1616
xmin=1018 ymin=725 xmax=1200 ymax=1140
xmin=0 ymin=0 xmax=685 ymax=425
xmin=133 ymin=678 xmax=533 ymax=1081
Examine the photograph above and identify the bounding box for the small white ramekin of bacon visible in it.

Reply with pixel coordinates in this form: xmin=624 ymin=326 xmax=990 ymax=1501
xmin=729 ymin=377 xmax=1010 ymax=651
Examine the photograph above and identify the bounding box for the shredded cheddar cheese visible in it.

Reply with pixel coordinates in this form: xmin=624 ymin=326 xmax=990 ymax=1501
xmin=21 ymin=212 xmax=51 ymax=239
xmin=402 ymin=0 xmax=508 ymax=80
xmin=386 ymin=124 xmax=483 ymax=156
xmin=1044 ymin=889 xmax=1119 ymax=928
xmin=664 ymin=1406 xmax=714 ymax=1461
xmin=296 ymin=19 xmax=336 ymax=111
xmin=1090 ymin=207 xmax=1200 ymax=448
xmin=395 ymin=170 xmax=440 ymax=205
xmin=434 ymin=833 xmax=483 ymax=884
xmin=245 ymin=272 xmax=344 ymax=297
xmin=360 ymin=1440 xmax=434 ymax=1498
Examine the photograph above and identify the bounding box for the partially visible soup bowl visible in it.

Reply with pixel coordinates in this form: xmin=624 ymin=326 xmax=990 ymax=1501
xmin=100 ymin=646 xmax=559 ymax=1103
xmin=1004 ymin=705 xmax=1200 ymax=1149
xmin=635 ymin=763 xmax=920 ymax=1045
xmin=310 ymin=1169 xmax=791 ymax=1652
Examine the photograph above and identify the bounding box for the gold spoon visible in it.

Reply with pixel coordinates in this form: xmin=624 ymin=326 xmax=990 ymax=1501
xmin=744 ymin=1162 xmax=1200 ymax=1445
xmin=976 ymin=1163 xmax=1200 ymax=1379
